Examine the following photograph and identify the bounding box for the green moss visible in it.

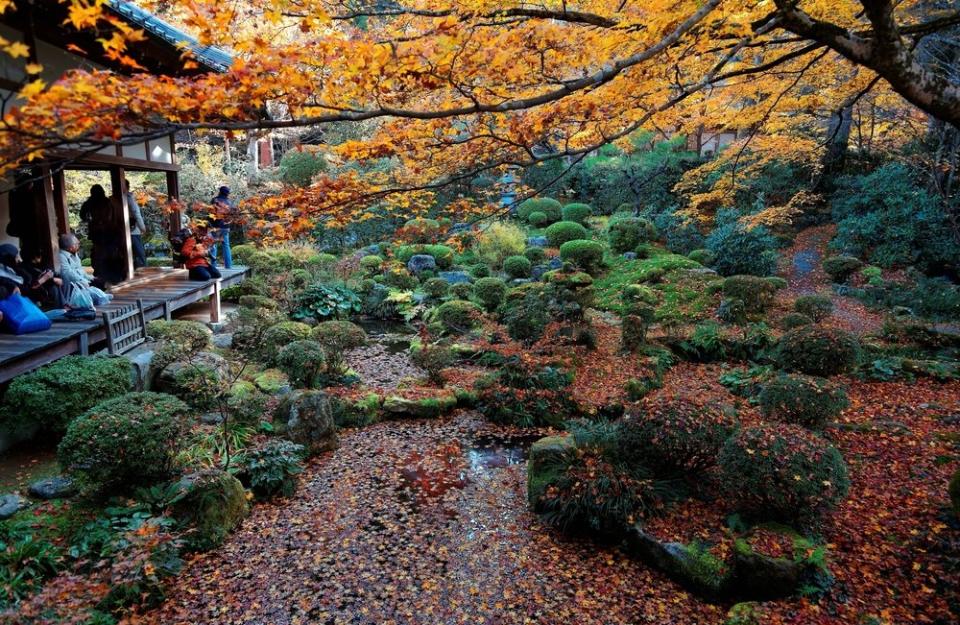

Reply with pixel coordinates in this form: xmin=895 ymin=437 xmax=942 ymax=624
xmin=171 ymin=469 xmax=248 ymax=551
xmin=679 ymin=542 xmax=728 ymax=594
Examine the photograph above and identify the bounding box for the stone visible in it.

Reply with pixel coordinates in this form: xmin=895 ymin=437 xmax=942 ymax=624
xmin=510 ymin=278 xmax=532 ymax=286
xmin=254 ymin=368 xmax=289 ymax=393
xmin=275 ymin=390 xmax=340 ymax=455
xmin=449 ymin=223 xmax=472 ymax=234
xmin=382 ymin=393 xmax=456 ymax=419
xmin=622 ymin=252 xmax=637 ymax=260
xmin=548 ymin=257 xmax=563 ymax=270
xmin=200 ymin=412 xmax=225 ymax=425
xmin=0 ymin=494 xmax=24 ymax=519
xmin=126 ymin=350 xmax=155 ymax=391
xmin=531 ymin=265 xmax=548 ymax=281
xmin=28 ymin=476 xmax=76 ymax=500
xmin=438 ymin=271 xmax=472 ymax=285
xmin=407 ymin=254 xmax=437 ymax=275
xmin=527 ymin=236 xmax=548 ymax=247
xmin=155 ymin=351 xmax=228 ymax=394
xmin=212 ymin=333 xmax=234 ymax=349
xmin=171 ymin=469 xmax=248 ymax=551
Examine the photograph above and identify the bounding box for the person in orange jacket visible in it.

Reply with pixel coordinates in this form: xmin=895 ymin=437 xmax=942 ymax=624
xmin=181 ymin=223 xmax=222 ymax=281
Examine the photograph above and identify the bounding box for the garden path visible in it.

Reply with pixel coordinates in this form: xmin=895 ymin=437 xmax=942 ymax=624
xmin=776 ymin=225 xmax=884 ymax=336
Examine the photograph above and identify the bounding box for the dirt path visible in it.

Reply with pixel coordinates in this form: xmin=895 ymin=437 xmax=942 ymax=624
xmin=776 ymin=225 xmax=884 ymax=336
xmin=144 ymin=413 xmax=724 ymax=625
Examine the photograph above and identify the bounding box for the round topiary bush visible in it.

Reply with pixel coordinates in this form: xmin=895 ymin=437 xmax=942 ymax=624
xmin=58 ymin=392 xmax=189 ymax=493
xmin=687 ymin=248 xmax=716 ymax=266
xmin=279 ymin=149 xmax=327 ymax=187
xmin=794 ymin=294 xmax=834 ymax=321
xmin=503 ymin=255 xmax=532 ymax=279
xmin=618 ymin=398 xmax=737 ymax=474
xmin=758 ymin=374 xmax=849 ymax=429
xmin=360 ymin=255 xmax=384 ymax=274
xmin=450 ymin=283 xmax=473 ymax=299
xmin=311 ymin=320 xmax=367 ymax=374
xmin=472 ymin=277 xmax=508 ymax=311
xmin=147 ymin=319 xmax=212 ymax=352
xmin=277 ymin=340 xmax=327 ymax=388
xmin=562 ymin=203 xmax=593 ymax=224
xmin=238 ymin=295 xmax=279 ymax=311
xmin=2 ymin=355 xmax=134 ymax=435
xmin=469 ymin=263 xmax=491 ymax=279
xmin=559 ymin=239 xmax=605 ymax=273
xmin=545 ymin=221 xmax=589 ymax=248
xmin=431 ymin=300 xmax=483 ymax=334
xmin=517 ymin=198 xmax=563 ymax=224
xmin=777 ymin=326 xmax=860 ymax=376
xmin=822 ymin=255 xmax=863 ymax=283
xmin=528 ymin=211 xmax=549 ymax=227
xmin=706 ymin=222 xmax=779 ymax=276
xmin=718 ymin=424 xmax=850 ymax=522
xmin=780 ymin=312 xmax=814 ymax=330
xmin=423 ymin=277 xmax=449 ymax=299
xmin=261 ymin=321 xmax=313 ymax=364
xmin=722 ymin=275 xmax=777 ymax=315
xmin=607 ymin=217 xmax=657 ymax=254
xmin=524 ymin=247 xmax=546 ymax=263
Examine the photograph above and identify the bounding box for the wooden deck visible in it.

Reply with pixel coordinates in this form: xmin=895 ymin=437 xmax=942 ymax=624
xmin=0 ymin=266 xmax=249 ymax=384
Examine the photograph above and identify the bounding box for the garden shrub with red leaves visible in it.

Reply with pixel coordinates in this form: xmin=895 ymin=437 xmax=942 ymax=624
xmin=475 ymin=356 xmax=578 ymax=427
xmin=718 ymin=424 xmax=850 ymax=523
xmin=776 ymin=325 xmax=860 ymax=376
xmin=758 ymin=374 xmax=849 ymax=430
xmin=617 ymin=397 xmax=737 ymax=475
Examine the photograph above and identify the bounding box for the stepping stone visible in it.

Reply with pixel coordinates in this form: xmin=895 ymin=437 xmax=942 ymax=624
xmin=28 ymin=476 xmax=77 ymax=500
xmin=0 ymin=494 xmax=25 ymax=519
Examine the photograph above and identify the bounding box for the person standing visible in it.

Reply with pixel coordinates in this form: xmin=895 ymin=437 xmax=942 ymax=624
xmin=81 ymin=184 xmax=125 ymax=284
xmin=124 ymin=178 xmax=147 ymax=269
xmin=210 ymin=185 xmax=233 ymax=269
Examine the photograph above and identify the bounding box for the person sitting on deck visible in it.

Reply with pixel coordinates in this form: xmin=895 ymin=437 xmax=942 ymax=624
xmin=0 ymin=244 xmax=66 ymax=310
xmin=57 ymin=234 xmax=112 ymax=308
xmin=181 ymin=223 xmax=222 ymax=282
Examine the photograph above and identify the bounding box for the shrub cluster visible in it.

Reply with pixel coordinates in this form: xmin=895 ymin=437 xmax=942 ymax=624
xmin=618 ymin=398 xmax=737 ymax=474
xmin=517 ymin=197 xmax=562 ymax=224
xmin=311 ymin=320 xmax=368 ymax=373
xmin=430 ymin=300 xmax=483 ymax=334
xmin=422 ymin=277 xmax=449 ymax=299
xmin=718 ymin=424 xmax=850 ymax=522
xmin=794 ymin=295 xmax=833 ymax=321
xmin=476 ymin=358 xmax=576 ymax=427
xmin=607 ymin=216 xmax=657 ymax=254
xmin=524 ymin=247 xmax=546 ymax=263
xmin=503 ymin=254 xmax=532 ymax=279
xmin=559 ymin=240 xmax=605 ymax=273
xmin=58 ymin=392 xmax=189 ymax=493
xmin=780 ymin=312 xmax=814 ymax=330
xmin=758 ymin=374 xmax=849 ymax=430
xmin=561 ymin=202 xmax=593 ymax=224
xmin=472 ymin=277 xmax=508 ymax=311
xmin=147 ymin=320 xmax=212 ymax=352
xmin=545 ymin=221 xmax=589 ymax=247
xmin=777 ymin=326 xmax=859 ymax=376
xmin=277 ymin=340 xmax=327 ymax=388
xmin=822 ymin=255 xmax=862 ymax=283
xmin=261 ymin=321 xmax=313 ymax=364
xmin=394 ymin=244 xmax=455 ymax=269
xmin=706 ymin=220 xmax=779 ymax=276
xmin=722 ymin=275 xmax=777 ymax=315
xmin=243 ymin=439 xmax=306 ymax=499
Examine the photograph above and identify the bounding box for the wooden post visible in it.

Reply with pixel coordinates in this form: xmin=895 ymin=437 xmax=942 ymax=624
xmin=209 ymin=279 xmax=221 ymax=324
xmin=166 ymin=170 xmax=181 ymax=237
xmin=109 ymin=166 xmax=134 ymax=281
xmin=37 ymin=167 xmax=60 ymax=271
xmin=52 ymin=170 xmax=68 ymax=235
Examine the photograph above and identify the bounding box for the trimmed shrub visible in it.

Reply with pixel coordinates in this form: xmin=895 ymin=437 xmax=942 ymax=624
xmin=524 ymin=247 xmax=546 ymax=263
xmin=517 ymin=197 xmax=562 ymax=223
xmin=472 ymin=277 xmax=508 ymax=311
xmin=58 ymin=392 xmax=189 ymax=493
xmin=723 ymin=275 xmax=776 ymax=315
xmin=822 ymin=255 xmax=863 ymax=283
xmin=3 ymin=356 xmax=134 ymax=435
xmin=607 ymin=217 xmax=657 ymax=254
xmin=383 ymin=266 xmax=419 ymax=290
xmin=765 ymin=276 xmax=788 ymax=290
xmin=477 ymin=222 xmax=527 ymax=267
xmin=261 ymin=321 xmax=313 ymax=364
xmin=706 ymin=221 xmax=779 ymax=276
xmin=794 ymin=295 xmax=833 ymax=321
xmin=528 ymin=211 xmax=549 ymax=227
xmin=360 ymin=255 xmax=384 ymax=274
xmin=503 ymin=255 xmax=532 ymax=279
xmin=781 ymin=312 xmax=814 ymax=330
xmin=758 ymin=374 xmax=848 ymax=430
xmin=238 ymin=295 xmax=278 ymax=311
xmin=687 ymin=248 xmax=715 ymax=266
xmin=618 ymin=398 xmax=737 ymax=474
xmin=469 ymin=263 xmax=491 ymax=279
xmin=431 ymin=300 xmax=483 ymax=334
xmin=277 ymin=340 xmax=327 ymax=388
xmin=147 ymin=320 xmax=211 ymax=351
xmin=562 ymin=202 xmax=593 ymax=224
xmin=777 ymin=326 xmax=859 ymax=376
xmin=545 ymin=221 xmax=589 ymax=248
xmin=394 ymin=244 xmax=455 ymax=269
xmin=279 ymin=149 xmax=327 ymax=187
xmin=450 ymin=283 xmax=473 ymax=299
xmin=410 ymin=342 xmax=456 ymax=385
xmin=423 ymin=277 xmax=449 ymax=299
xmin=311 ymin=320 xmax=367 ymax=373
xmin=244 ymin=439 xmax=306 ymax=500
xmin=559 ymin=240 xmax=605 ymax=273
xmin=718 ymin=424 xmax=850 ymax=522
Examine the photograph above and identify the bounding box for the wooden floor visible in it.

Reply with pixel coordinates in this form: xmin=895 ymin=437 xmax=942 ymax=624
xmin=0 ymin=266 xmax=249 ymax=384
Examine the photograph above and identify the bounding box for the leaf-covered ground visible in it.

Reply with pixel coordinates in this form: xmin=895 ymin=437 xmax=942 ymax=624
xmin=140 ymin=366 xmax=960 ymax=625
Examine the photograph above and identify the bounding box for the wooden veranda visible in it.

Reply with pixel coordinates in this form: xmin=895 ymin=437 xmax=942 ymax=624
xmin=0 ymin=266 xmax=249 ymax=384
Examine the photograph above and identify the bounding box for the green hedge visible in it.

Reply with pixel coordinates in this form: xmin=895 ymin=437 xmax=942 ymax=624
xmin=545 ymin=221 xmax=589 ymax=247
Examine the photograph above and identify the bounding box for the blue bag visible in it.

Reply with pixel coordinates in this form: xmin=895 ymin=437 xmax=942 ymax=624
xmin=0 ymin=293 xmax=53 ymax=335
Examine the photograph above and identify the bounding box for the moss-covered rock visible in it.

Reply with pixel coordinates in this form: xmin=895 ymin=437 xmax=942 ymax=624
xmin=171 ymin=469 xmax=248 ymax=551
xmin=526 ymin=435 xmax=576 ymax=505
xmin=274 ymin=390 xmax=340 ymax=455
xmin=254 ymin=368 xmax=290 ymax=393
xmin=382 ymin=393 xmax=456 ymax=419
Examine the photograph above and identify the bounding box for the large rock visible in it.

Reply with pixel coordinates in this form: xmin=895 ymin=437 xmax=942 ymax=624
xmin=438 ymin=271 xmax=472 ymax=285
xmin=126 ymin=350 xmax=155 ymax=391
xmin=382 ymin=393 xmax=456 ymax=419
xmin=547 ymin=257 xmax=563 ymax=270
xmin=212 ymin=333 xmax=234 ymax=349
xmin=0 ymin=494 xmax=24 ymax=519
xmin=527 ymin=236 xmax=548 ymax=247
xmin=407 ymin=254 xmax=437 ymax=275
xmin=526 ymin=435 xmax=576 ymax=506
xmin=171 ymin=469 xmax=248 ymax=551
xmin=275 ymin=390 xmax=340 ymax=455
xmin=155 ymin=351 xmax=228 ymax=395
xmin=28 ymin=476 xmax=76 ymax=500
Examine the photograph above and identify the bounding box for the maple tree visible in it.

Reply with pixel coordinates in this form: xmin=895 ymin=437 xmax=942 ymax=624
xmin=1 ymin=0 xmax=959 ymax=229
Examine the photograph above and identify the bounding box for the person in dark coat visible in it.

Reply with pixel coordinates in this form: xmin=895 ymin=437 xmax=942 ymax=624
xmin=82 ymin=184 xmax=125 ymax=284
xmin=0 ymin=243 xmax=64 ymax=309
